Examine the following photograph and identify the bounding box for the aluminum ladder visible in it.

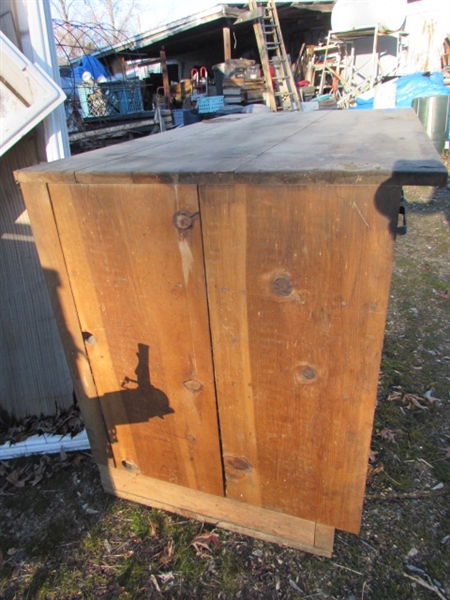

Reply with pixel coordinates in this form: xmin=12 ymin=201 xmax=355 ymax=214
xmin=249 ymin=0 xmax=300 ymax=112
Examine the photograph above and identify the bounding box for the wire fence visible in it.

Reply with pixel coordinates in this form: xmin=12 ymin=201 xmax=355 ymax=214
xmin=53 ymin=19 xmax=157 ymax=151
xmin=53 ymin=19 xmax=130 ymax=64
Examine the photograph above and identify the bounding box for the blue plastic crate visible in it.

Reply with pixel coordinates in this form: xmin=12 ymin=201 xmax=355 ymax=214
xmin=173 ymin=109 xmax=201 ymax=126
xmin=196 ymin=95 xmax=224 ymax=114
xmin=78 ymin=80 xmax=143 ymax=118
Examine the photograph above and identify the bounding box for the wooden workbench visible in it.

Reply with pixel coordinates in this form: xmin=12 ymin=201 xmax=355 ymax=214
xmin=16 ymin=109 xmax=447 ymax=557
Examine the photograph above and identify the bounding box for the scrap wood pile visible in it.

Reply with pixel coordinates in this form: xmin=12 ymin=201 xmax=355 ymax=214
xmin=293 ymin=39 xmax=377 ymax=109
xmin=222 ymin=59 xmax=266 ymax=107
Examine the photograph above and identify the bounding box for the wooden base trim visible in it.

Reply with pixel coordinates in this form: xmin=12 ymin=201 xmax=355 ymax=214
xmin=315 ymin=522 xmax=336 ymax=554
xmin=99 ymin=466 xmax=334 ymax=557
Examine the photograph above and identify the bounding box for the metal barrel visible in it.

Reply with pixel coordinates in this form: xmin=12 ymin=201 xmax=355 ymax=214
xmin=413 ymin=95 xmax=450 ymax=154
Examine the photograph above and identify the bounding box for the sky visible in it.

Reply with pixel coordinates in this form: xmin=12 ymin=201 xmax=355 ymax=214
xmin=138 ymin=0 xmax=246 ymax=32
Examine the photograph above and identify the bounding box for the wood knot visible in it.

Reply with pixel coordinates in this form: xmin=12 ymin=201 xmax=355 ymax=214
xmin=272 ymin=276 xmax=293 ymax=297
xmin=295 ymin=364 xmax=318 ymax=384
xmin=224 ymin=455 xmax=253 ymax=472
xmin=301 ymin=366 xmax=317 ymax=380
xmin=183 ymin=379 xmax=204 ymax=394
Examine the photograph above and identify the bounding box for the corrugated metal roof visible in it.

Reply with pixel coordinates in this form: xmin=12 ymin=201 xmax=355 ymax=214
xmin=94 ymin=2 xmax=334 ymax=59
xmin=94 ymin=4 xmax=243 ymax=59
xmin=290 ymin=1 xmax=335 ymax=13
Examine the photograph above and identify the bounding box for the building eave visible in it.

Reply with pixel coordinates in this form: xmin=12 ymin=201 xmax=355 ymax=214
xmin=94 ymin=4 xmax=244 ymax=60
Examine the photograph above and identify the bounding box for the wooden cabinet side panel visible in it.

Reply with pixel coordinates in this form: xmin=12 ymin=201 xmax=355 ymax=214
xmin=200 ymin=183 xmax=400 ymax=533
xmin=19 ymin=182 xmax=111 ymax=466
xmin=47 ymin=183 xmax=224 ymax=496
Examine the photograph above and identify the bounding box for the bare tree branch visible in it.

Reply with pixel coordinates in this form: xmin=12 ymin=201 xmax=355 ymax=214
xmin=51 ymin=0 xmax=142 ymax=65
xmin=52 ymin=0 xmax=140 ymax=49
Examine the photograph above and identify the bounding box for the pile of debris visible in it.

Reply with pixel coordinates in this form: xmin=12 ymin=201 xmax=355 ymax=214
xmin=219 ymin=58 xmax=265 ymax=108
xmin=0 ymin=404 xmax=84 ymax=447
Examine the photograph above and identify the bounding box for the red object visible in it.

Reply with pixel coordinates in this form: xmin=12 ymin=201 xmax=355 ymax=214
xmin=269 ymin=65 xmax=277 ymax=90
xmin=191 ymin=68 xmax=199 ymax=84
xmin=191 ymin=66 xmax=208 ymax=85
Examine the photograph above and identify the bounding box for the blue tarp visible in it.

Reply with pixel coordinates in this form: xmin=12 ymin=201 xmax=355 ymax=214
xmin=73 ymin=55 xmax=111 ymax=84
xmin=354 ymin=72 xmax=450 ymax=109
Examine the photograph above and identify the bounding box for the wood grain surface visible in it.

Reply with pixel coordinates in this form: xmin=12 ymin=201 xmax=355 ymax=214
xmin=16 ymin=110 xmax=447 ymax=188
xmin=200 ymin=182 xmax=401 ymax=533
xmin=47 ymin=183 xmax=224 ymax=495
xmin=100 ymin=465 xmax=335 ymax=557
xmin=20 ymin=182 xmax=111 ymax=466
xmin=15 ymin=108 xmax=447 ymax=552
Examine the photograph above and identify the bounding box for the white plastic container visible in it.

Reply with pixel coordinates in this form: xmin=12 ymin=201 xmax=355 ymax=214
xmin=331 ymin=0 xmax=407 ymax=33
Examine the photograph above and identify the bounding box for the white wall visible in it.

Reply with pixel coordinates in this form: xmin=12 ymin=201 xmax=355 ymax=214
xmin=14 ymin=0 xmax=70 ymax=161
xmin=0 ymin=0 xmax=74 ymax=423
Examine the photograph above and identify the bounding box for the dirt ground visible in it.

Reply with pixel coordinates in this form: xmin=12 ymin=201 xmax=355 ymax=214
xmin=0 ymin=161 xmax=449 ymax=599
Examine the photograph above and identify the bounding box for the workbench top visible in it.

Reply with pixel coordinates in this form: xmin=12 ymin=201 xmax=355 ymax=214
xmin=16 ymin=108 xmax=447 ymax=187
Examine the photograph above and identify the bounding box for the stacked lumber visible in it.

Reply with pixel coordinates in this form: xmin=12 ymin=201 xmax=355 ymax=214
xmin=222 ymin=59 xmax=265 ymax=106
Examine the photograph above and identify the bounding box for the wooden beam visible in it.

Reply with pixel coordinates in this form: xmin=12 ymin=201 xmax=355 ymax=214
xmin=160 ymin=48 xmax=170 ymax=101
xmin=233 ymin=8 xmax=264 ymax=25
xmin=223 ymin=27 xmax=231 ymax=61
xmin=68 ymin=118 xmax=156 ymax=142
xmin=100 ymin=465 xmax=335 ymax=557
xmin=19 ymin=181 xmax=112 ymax=468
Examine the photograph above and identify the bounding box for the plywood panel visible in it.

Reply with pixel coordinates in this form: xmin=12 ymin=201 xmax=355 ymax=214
xmin=200 ymin=183 xmax=401 ymax=533
xmin=48 ymin=183 xmax=224 ymax=496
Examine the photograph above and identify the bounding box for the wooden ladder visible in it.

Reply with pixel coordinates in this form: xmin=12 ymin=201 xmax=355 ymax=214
xmin=249 ymin=0 xmax=300 ymax=112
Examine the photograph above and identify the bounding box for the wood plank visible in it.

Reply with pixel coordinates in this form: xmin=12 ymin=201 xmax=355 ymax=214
xmin=68 ymin=118 xmax=156 ymax=142
xmin=315 ymin=523 xmax=335 ymax=553
xmin=15 ymin=110 xmax=447 ymax=187
xmin=47 ymin=183 xmax=224 ymax=495
xmin=196 ymin=186 xmax=263 ymax=506
xmin=74 ymin=113 xmax=325 ymax=185
xmin=99 ymin=465 xmax=334 ymax=557
xmin=14 ymin=132 xmax=181 ymax=184
xmin=223 ymin=27 xmax=231 ymax=61
xmin=233 ymin=8 xmax=265 ymax=25
xmin=160 ymin=50 xmax=170 ymax=99
xmin=200 ymin=182 xmax=401 ymax=534
xmin=19 ymin=181 xmax=111 ymax=466
xmin=235 ymin=111 xmax=447 ymax=186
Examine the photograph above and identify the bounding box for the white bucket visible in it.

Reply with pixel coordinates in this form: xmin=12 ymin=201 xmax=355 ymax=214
xmin=331 ymin=0 xmax=407 ymax=33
